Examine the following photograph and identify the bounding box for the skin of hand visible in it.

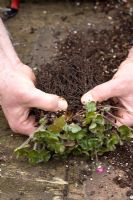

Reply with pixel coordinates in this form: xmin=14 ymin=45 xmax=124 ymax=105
xmin=0 ymin=18 xmax=67 ymax=135
xmin=81 ymin=48 xmax=133 ymax=126
xmin=0 ymin=58 xmax=68 ymax=135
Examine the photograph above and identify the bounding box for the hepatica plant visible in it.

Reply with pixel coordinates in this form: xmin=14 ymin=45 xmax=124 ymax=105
xmin=15 ymin=102 xmax=133 ymax=165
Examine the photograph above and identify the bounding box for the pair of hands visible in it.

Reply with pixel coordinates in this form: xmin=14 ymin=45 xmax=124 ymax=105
xmin=1 ymin=48 xmax=133 ymax=135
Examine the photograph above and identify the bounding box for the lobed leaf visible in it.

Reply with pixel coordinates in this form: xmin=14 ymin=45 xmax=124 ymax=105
xmin=63 ymin=123 xmax=81 ymax=133
xmin=85 ymin=101 xmax=96 ymax=113
xmin=106 ymin=133 xmax=119 ymax=151
xmin=28 ymin=150 xmax=51 ymax=164
xmin=84 ymin=112 xmax=96 ymax=125
xmin=48 ymin=116 xmax=66 ymax=133
xmin=118 ymin=125 xmax=131 ymax=140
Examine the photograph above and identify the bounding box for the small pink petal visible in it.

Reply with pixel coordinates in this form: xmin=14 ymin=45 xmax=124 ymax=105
xmin=96 ymin=165 xmax=106 ymax=173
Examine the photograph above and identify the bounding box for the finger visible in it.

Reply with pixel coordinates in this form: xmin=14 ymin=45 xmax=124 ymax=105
xmin=9 ymin=115 xmax=37 ymax=136
xmin=28 ymin=88 xmax=68 ymax=112
xmin=81 ymin=79 xmax=122 ymax=104
xmin=2 ymin=104 xmax=38 ymax=135
xmin=116 ymin=110 xmax=133 ymax=127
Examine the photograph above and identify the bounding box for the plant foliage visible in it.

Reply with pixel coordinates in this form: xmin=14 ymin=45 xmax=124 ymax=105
xmin=15 ymin=102 xmax=133 ymax=164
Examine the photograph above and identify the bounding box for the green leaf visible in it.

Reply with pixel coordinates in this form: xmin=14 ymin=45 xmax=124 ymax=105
xmin=63 ymin=124 xmax=69 ymax=132
xmin=85 ymin=101 xmax=96 ymax=113
xmin=97 ymin=147 xmax=108 ymax=155
xmin=79 ymin=138 xmax=101 ymax=151
xmin=72 ymin=147 xmax=83 ymax=156
xmin=35 ymin=131 xmax=59 ymax=143
xmin=48 ymin=142 xmax=65 ymax=154
xmin=34 ymin=130 xmax=47 ymax=142
xmin=84 ymin=112 xmax=96 ymax=125
xmin=95 ymin=115 xmax=105 ymax=125
xmin=63 ymin=123 xmax=81 ymax=133
xmin=118 ymin=125 xmax=131 ymax=140
xmin=75 ymin=129 xmax=86 ymax=140
xmin=15 ymin=148 xmax=29 ymax=158
xmin=89 ymin=122 xmax=97 ymax=130
xmin=105 ymin=122 xmax=112 ymax=130
xmin=45 ymin=132 xmax=60 ymax=142
xmin=63 ymin=124 xmax=83 ymax=141
xmin=79 ymin=139 xmax=88 ymax=150
xmin=70 ymin=123 xmax=82 ymax=133
xmin=89 ymin=118 xmax=105 ymax=135
xmin=106 ymin=134 xmax=119 ymax=151
xmin=48 ymin=116 xmax=66 ymax=133
xmin=95 ymin=127 xmax=105 ymax=139
xmin=88 ymin=138 xmax=102 ymax=149
xmin=55 ymin=143 xmax=65 ymax=154
xmin=28 ymin=150 xmax=51 ymax=164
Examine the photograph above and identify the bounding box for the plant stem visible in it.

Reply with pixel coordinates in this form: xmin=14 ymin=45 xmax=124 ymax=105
xmin=14 ymin=136 xmax=32 ymax=151
xmin=33 ymin=143 xmax=37 ymax=150
xmin=100 ymin=113 xmax=117 ymax=128
xmin=72 ymin=110 xmax=85 ymax=119
xmin=95 ymin=151 xmax=99 ymax=163
xmin=110 ymin=105 xmax=133 ymax=113
xmin=99 ymin=105 xmax=133 ymax=114
xmin=103 ymin=110 xmax=133 ymax=132
xmin=105 ymin=111 xmax=121 ymax=123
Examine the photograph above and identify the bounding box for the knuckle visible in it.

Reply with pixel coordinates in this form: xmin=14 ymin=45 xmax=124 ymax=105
xmin=16 ymin=89 xmax=32 ymax=103
xmin=25 ymin=67 xmax=36 ymax=81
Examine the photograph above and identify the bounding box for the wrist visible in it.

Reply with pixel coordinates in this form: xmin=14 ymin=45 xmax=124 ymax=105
xmin=0 ymin=18 xmax=21 ymax=66
xmin=0 ymin=53 xmax=22 ymax=70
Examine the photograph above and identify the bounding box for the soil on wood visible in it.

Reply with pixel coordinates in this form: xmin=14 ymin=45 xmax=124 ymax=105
xmin=35 ymin=2 xmax=133 ymax=192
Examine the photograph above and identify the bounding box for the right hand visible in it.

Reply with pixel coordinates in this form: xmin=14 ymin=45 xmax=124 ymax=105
xmin=81 ymin=48 xmax=133 ymax=126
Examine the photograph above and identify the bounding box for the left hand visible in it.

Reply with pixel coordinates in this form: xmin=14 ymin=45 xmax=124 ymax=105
xmin=0 ymin=60 xmax=68 ymax=135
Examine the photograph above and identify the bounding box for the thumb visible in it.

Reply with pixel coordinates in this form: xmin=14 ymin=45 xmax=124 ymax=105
xmin=28 ymin=88 xmax=68 ymax=112
xmin=81 ymin=79 xmax=121 ymax=104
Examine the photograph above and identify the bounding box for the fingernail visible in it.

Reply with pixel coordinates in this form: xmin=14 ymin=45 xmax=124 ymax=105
xmin=81 ymin=92 xmax=94 ymax=104
xmin=58 ymin=98 xmax=68 ymax=111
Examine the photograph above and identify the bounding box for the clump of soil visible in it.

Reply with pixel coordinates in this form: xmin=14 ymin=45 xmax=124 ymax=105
xmin=36 ymin=11 xmax=132 ymax=113
xmin=36 ymin=3 xmax=133 ymax=189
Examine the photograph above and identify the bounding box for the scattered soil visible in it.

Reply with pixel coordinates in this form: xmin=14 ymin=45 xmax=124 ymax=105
xmin=35 ymin=1 xmax=133 ymax=191
xmin=109 ymin=142 xmax=133 ymax=190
